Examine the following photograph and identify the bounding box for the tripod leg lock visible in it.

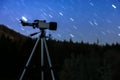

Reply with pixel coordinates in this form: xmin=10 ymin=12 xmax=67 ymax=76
xmin=24 ymin=66 xmax=29 ymax=69
xmin=41 ymin=66 xmax=45 ymax=71
xmin=50 ymin=67 xmax=54 ymax=70
xmin=40 ymin=66 xmax=54 ymax=71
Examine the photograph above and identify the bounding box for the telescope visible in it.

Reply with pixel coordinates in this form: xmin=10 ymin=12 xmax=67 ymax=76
xmin=20 ymin=19 xmax=57 ymax=30
xmin=19 ymin=19 xmax=57 ymax=80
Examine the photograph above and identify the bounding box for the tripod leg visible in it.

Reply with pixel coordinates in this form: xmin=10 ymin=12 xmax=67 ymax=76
xmin=43 ymin=38 xmax=55 ymax=80
xmin=41 ymin=38 xmax=44 ymax=80
xmin=19 ymin=37 xmax=40 ymax=80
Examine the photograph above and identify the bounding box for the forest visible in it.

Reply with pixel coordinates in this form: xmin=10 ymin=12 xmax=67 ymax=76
xmin=0 ymin=25 xmax=120 ymax=80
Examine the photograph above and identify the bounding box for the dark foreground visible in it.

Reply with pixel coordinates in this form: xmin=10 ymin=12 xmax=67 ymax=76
xmin=0 ymin=34 xmax=120 ymax=80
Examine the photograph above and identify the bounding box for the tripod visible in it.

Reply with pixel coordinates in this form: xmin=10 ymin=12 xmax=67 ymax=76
xmin=19 ymin=29 xmax=55 ymax=80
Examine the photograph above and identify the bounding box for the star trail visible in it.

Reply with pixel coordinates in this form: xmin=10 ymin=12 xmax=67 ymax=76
xmin=0 ymin=0 xmax=120 ymax=44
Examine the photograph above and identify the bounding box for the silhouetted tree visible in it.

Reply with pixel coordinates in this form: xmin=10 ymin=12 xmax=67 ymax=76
xmin=0 ymin=28 xmax=120 ymax=80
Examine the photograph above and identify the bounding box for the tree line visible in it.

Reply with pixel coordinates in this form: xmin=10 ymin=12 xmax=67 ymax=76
xmin=0 ymin=34 xmax=120 ymax=80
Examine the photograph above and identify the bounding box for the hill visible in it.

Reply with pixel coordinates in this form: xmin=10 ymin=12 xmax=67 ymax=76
xmin=0 ymin=24 xmax=120 ymax=80
xmin=0 ymin=24 xmax=28 ymax=41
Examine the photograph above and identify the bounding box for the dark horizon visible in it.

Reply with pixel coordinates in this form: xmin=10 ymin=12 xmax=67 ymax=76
xmin=0 ymin=29 xmax=120 ymax=80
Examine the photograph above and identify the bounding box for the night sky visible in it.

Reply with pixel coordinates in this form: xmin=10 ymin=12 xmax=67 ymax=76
xmin=0 ymin=0 xmax=120 ymax=44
